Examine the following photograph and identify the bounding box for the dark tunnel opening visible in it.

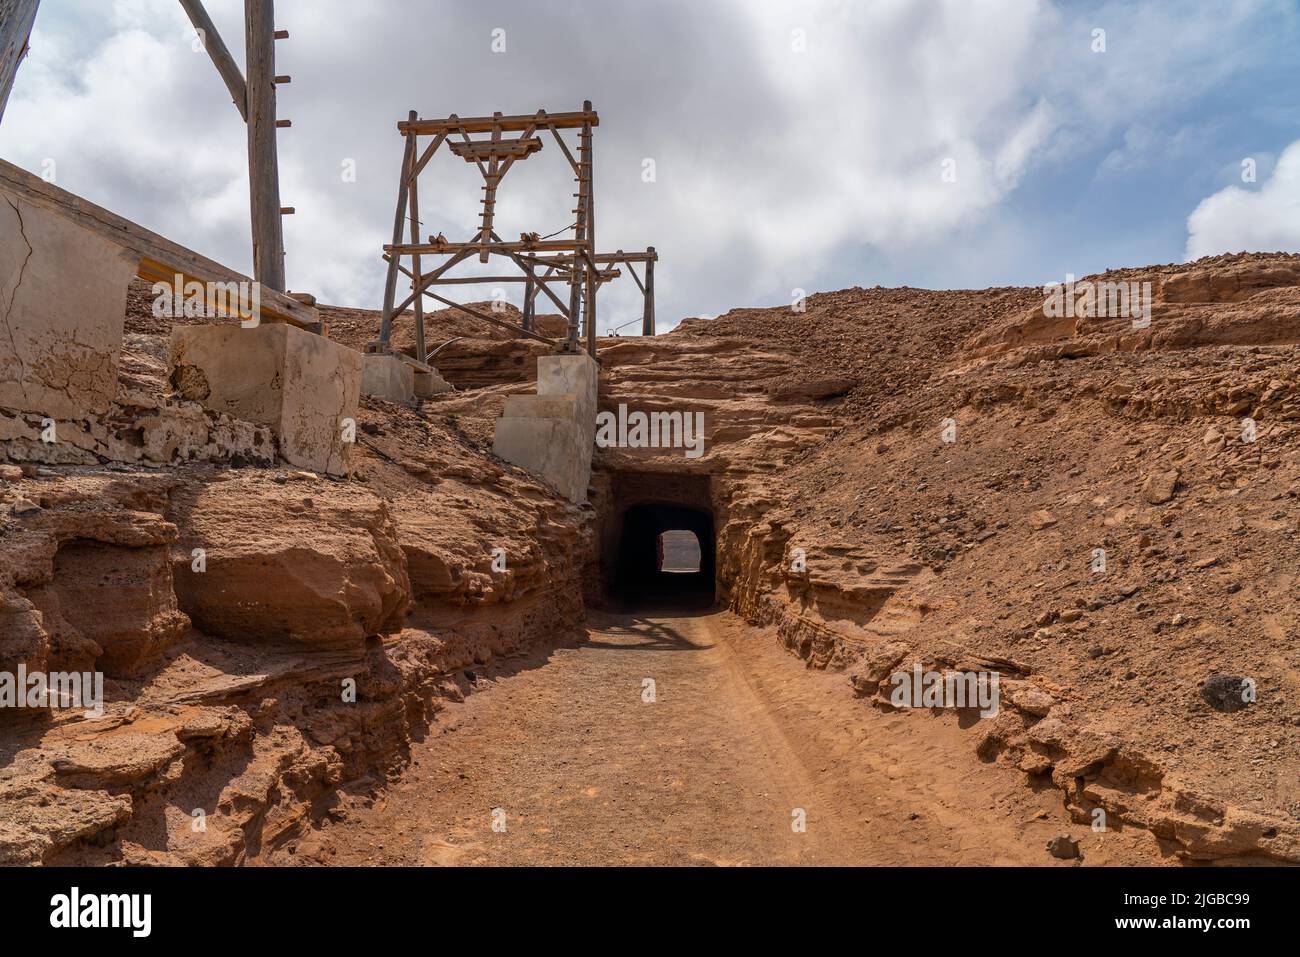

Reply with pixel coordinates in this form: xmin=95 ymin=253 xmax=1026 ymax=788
xmin=599 ymin=471 xmax=717 ymax=610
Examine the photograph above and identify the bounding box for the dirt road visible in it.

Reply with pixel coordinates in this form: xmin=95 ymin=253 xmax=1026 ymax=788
xmin=267 ymin=610 xmax=1156 ymax=866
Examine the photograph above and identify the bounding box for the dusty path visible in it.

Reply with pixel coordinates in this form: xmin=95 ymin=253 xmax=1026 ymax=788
xmin=267 ymin=610 xmax=1158 ymax=866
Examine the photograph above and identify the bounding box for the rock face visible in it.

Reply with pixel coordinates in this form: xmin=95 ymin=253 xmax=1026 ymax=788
xmin=1 ymin=482 xmax=192 ymax=690
xmin=2 ymin=250 xmax=1298 ymax=866
xmin=169 ymin=475 xmax=412 ymax=651
xmin=583 ymin=251 xmax=1300 ymax=864
xmin=30 ymin=538 xmax=188 ymax=676
xmin=0 ymin=449 xmax=588 ymax=864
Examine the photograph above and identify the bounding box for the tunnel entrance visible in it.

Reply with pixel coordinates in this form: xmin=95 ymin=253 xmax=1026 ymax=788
xmin=598 ymin=471 xmax=716 ymax=610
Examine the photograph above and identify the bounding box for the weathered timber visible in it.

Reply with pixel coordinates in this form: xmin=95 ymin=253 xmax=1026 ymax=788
xmin=400 ymin=109 xmax=598 ymax=135
xmin=244 ymin=0 xmax=285 ymax=291
xmin=0 ymin=0 xmax=40 ymax=127
xmin=178 ymin=0 xmax=247 ymax=121
xmin=448 ymin=137 xmax=542 ymax=162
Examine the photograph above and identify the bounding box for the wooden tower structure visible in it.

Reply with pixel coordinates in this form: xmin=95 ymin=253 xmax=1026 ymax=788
xmin=374 ymin=101 xmax=657 ymax=361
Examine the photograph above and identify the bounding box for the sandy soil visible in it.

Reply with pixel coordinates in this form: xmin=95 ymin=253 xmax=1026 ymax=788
xmin=264 ymin=609 xmax=1162 ymax=866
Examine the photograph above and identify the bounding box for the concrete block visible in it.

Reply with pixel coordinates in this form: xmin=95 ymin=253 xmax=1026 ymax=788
xmin=538 ymin=353 xmax=598 ymax=430
xmin=493 ymin=415 xmax=589 ymax=504
xmin=413 ymin=368 xmax=452 ymax=398
xmin=362 ymin=353 xmax=415 ymax=404
xmin=0 ymin=194 xmax=139 ymax=420
xmin=493 ymin=352 xmax=599 ymax=504
xmin=502 ymin=394 xmax=578 ymax=419
xmin=168 ymin=322 xmax=361 ymax=476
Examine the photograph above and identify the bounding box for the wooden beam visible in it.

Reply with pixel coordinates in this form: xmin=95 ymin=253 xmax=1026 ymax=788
xmin=421 ymin=291 xmax=560 ymax=346
xmin=377 ymin=129 xmax=414 ymax=349
xmin=532 ymin=250 xmax=659 ymax=266
xmin=385 ymin=271 xmax=619 ymax=285
xmin=400 ymin=109 xmax=597 ymax=135
xmin=389 ymin=247 xmax=475 ymax=317
xmin=177 ymin=0 xmax=247 ymax=122
xmin=484 ymin=232 xmax=576 ymax=319
xmin=383 ymin=254 xmax=573 ymax=322
xmin=406 ymin=110 xmax=426 ymax=364
xmin=0 ymin=0 xmax=40 ymax=128
xmin=0 ymin=158 xmax=319 ymax=329
xmin=244 ymin=0 xmax=285 ymax=291
xmin=385 ymin=239 xmax=583 ymax=255
xmin=479 ymin=117 xmax=502 ymax=261
xmin=580 ymin=102 xmax=596 ymax=356
xmin=448 ymin=136 xmax=542 ymax=162
xmin=410 ymin=131 xmax=445 ymax=178
xmin=547 ymin=124 xmax=581 ymax=175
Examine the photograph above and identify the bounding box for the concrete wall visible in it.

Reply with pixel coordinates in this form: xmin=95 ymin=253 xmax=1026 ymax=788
xmin=0 ymin=194 xmax=139 ymax=420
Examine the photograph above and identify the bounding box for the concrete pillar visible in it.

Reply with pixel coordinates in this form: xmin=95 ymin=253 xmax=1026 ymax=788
xmin=168 ymin=322 xmax=361 ymax=476
xmin=361 ymin=353 xmax=415 ymax=405
xmin=413 ymin=367 xmax=452 ymax=398
xmin=493 ymin=353 xmax=598 ymax=504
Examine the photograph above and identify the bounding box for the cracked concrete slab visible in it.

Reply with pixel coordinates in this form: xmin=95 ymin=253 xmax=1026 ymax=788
xmin=0 ymin=193 xmax=139 ymax=420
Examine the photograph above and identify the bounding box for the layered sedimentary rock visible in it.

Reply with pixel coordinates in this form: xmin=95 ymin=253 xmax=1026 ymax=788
xmin=592 ymin=252 xmax=1300 ymax=863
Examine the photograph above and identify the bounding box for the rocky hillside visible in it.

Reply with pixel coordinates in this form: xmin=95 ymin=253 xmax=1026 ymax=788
xmin=1 ymin=253 xmax=1295 ymax=865
xmin=594 ymin=251 xmax=1300 ymax=863
xmin=0 ymin=287 xmax=590 ymax=864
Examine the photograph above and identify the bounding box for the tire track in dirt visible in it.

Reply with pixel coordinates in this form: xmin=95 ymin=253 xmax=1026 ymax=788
xmin=267 ymin=610 xmax=1159 ymax=866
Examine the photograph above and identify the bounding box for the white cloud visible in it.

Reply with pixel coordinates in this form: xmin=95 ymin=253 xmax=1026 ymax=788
xmin=1185 ymin=139 xmax=1300 ymax=260
xmin=0 ymin=0 xmax=1291 ymax=330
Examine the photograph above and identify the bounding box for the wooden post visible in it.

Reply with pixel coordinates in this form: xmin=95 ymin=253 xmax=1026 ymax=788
xmin=566 ymin=111 xmax=584 ymax=352
xmin=377 ymin=128 xmax=414 ymax=350
xmin=580 ymin=101 xmax=596 ymax=356
xmin=641 ymin=246 xmax=655 ymax=336
xmin=0 ymin=0 xmax=40 ymax=128
xmin=566 ymin=263 xmax=582 ymax=351
xmin=406 ymin=110 xmax=426 ymax=363
xmin=178 ymin=0 xmax=247 ymax=121
xmin=244 ymin=0 xmax=285 ymax=292
xmin=522 ymin=269 xmax=535 ymax=332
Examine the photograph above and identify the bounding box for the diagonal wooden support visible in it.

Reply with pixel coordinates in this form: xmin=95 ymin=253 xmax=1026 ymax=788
xmin=178 ymin=0 xmax=247 ymax=121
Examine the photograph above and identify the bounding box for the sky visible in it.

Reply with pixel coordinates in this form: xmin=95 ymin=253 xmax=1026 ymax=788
xmin=3 ymin=0 xmax=1299 ymax=334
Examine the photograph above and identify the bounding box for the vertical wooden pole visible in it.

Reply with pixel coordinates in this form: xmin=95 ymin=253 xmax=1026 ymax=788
xmin=378 ymin=129 xmax=414 ymax=351
xmin=244 ymin=0 xmax=285 ymax=291
xmin=581 ymin=102 xmax=596 ymax=357
xmin=0 ymin=0 xmax=40 ymax=128
xmin=566 ymin=260 xmax=582 ymax=352
xmin=565 ymin=117 xmax=584 ymax=353
xmin=522 ymin=269 xmax=535 ymax=332
xmin=641 ymin=247 xmax=656 ymax=336
xmin=406 ymin=110 xmax=426 ymax=363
